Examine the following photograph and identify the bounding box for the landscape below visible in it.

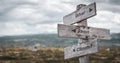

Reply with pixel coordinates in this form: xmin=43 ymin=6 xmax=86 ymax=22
xmin=0 ymin=47 xmax=120 ymax=63
xmin=0 ymin=33 xmax=120 ymax=47
xmin=0 ymin=33 xmax=120 ymax=63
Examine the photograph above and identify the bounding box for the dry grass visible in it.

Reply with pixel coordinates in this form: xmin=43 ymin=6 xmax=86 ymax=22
xmin=0 ymin=47 xmax=120 ymax=63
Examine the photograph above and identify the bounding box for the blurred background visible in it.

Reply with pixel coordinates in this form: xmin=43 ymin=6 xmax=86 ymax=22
xmin=0 ymin=0 xmax=120 ymax=63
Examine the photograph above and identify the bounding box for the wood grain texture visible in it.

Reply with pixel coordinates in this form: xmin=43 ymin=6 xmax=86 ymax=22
xmin=63 ymin=2 xmax=96 ymax=25
xmin=64 ymin=38 xmax=98 ymax=59
xmin=58 ymin=24 xmax=111 ymax=40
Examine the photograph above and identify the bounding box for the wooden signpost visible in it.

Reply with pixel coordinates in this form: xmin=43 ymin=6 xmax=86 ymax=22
xmin=57 ymin=2 xmax=111 ymax=63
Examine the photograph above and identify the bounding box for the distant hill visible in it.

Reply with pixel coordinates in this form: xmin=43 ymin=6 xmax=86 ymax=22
xmin=111 ymin=33 xmax=120 ymax=39
xmin=99 ymin=33 xmax=120 ymax=47
xmin=0 ymin=33 xmax=120 ymax=47
xmin=0 ymin=34 xmax=78 ymax=47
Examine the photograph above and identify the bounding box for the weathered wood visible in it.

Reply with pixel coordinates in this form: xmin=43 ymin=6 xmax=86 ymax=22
xmin=79 ymin=56 xmax=89 ymax=63
xmin=64 ymin=38 xmax=98 ymax=59
xmin=63 ymin=2 xmax=96 ymax=25
xmin=58 ymin=24 xmax=111 ymax=40
xmin=76 ymin=4 xmax=86 ymax=11
xmin=76 ymin=20 xmax=87 ymax=26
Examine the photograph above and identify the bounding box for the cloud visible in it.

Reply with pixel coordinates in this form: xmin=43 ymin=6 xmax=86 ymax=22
xmin=88 ymin=10 xmax=120 ymax=33
xmin=0 ymin=21 xmax=57 ymax=36
xmin=0 ymin=22 xmax=27 ymax=36
xmin=0 ymin=0 xmax=120 ymax=36
xmin=84 ymin=0 xmax=120 ymax=13
xmin=112 ymin=13 xmax=120 ymax=24
xmin=108 ymin=0 xmax=120 ymax=5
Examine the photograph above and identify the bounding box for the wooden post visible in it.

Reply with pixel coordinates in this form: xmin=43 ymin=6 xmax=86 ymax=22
xmin=76 ymin=4 xmax=87 ymax=26
xmin=76 ymin=4 xmax=89 ymax=63
xmin=79 ymin=56 xmax=89 ymax=63
xmin=78 ymin=38 xmax=89 ymax=63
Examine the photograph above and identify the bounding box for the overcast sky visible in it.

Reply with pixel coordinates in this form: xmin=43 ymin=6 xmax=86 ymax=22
xmin=0 ymin=0 xmax=120 ymax=36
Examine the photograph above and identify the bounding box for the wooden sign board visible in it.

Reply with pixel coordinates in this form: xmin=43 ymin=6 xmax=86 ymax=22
xmin=63 ymin=2 xmax=96 ymax=25
xmin=58 ymin=24 xmax=111 ymax=40
xmin=64 ymin=39 xmax=98 ymax=59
